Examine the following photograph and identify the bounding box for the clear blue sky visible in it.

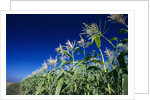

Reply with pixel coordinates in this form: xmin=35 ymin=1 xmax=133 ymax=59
xmin=6 ymin=14 xmax=128 ymax=82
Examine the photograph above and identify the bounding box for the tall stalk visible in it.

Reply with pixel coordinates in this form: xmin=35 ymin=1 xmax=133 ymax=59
xmin=61 ymin=53 xmax=64 ymax=69
xmin=99 ymin=48 xmax=111 ymax=95
xmin=83 ymin=47 xmax=86 ymax=58
xmin=99 ymin=48 xmax=106 ymax=72
xmin=72 ymin=50 xmax=74 ymax=65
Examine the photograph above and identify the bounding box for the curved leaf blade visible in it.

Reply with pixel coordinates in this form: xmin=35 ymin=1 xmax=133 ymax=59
xmin=110 ymin=37 xmax=118 ymax=41
xmin=88 ymin=60 xmax=104 ymax=65
xmin=62 ymin=50 xmax=73 ymax=58
xmin=73 ymin=47 xmax=80 ymax=54
xmin=120 ymin=39 xmax=128 ymax=44
xmin=118 ymin=29 xmax=128 ymax=34
xmin=55 ymin=78 xmax=64 ymax=95
xmin=49 ymin=70 xmax=64 ymax=94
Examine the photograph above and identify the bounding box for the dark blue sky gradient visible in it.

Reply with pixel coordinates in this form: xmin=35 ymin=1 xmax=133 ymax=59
xmin=6 ymin=14 xmax=128 ymax=82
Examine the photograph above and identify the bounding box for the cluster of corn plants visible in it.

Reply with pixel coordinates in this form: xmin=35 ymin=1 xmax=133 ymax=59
xmin=20 ymin=14 xmax=128 ymax=95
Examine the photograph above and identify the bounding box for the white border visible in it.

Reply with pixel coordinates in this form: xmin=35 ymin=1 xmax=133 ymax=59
xmin=0 ymin=11 xmax=134 ymax=100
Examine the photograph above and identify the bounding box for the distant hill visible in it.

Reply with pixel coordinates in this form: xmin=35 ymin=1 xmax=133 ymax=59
xmin=6 ymin=82 xmax=14 ymax=88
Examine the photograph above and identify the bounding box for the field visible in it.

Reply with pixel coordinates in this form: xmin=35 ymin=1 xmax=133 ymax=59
xmin=7 ymin=14 xmax=128 ymax=95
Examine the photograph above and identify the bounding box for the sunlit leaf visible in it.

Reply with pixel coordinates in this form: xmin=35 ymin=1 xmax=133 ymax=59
xmin=94 ymin=34 xmax=101 ymax=48
xmin=49 ymin=70 xmax=64 ymax=94
xmin=73 ymin=47 xmax=80 ymax=54
xmin=88 ymin=60 xmax=104 ymax=65
xmin=55 ymin=78 xmax=64 ymax=95
xmin=59 ymin=60 xmax=66 ymax=68
xmin=62 ymin=50 xmax=73 ymax=58
xmin=77 ymin=51 xmax=84 ymax=55
xmin=110 ymin=37 xmax=118 ymax=41
xmin=118 ymin=29 xmax=128 ymax=34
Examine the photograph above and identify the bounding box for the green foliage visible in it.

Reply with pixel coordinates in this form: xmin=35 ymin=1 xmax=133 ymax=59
xmin=49 ymin=70 xmax=64 ymax=94
xmin=55 ymin=78 xmax=64 ymax=95
xmin=122 ymin=74 xmax=128 ymax=95
xmin=118 ymin=29 xmax=128 ymax=34
xmin=62 ymin=50 xmax=73 ymax=58
xmin=120 ymin=39 xmax=128 ymax=44
xmin=110 ymin=37 xmax=118 ymax=41
xmin=73 ymin=47 xmax=80 ymax=54
xmin=20 ymin=16 xmax=128 ymax=95
xmin=94 ymin=34 xmax=101 ymax=48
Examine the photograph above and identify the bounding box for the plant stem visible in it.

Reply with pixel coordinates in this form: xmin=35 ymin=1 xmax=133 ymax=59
xmin=102 ymin=35 xmax=119 ymax=55
xmin=61 ymin=53 xmax=64 ymax=69
xmin=83 ymin=46 xmax=86 ymax=58
xmin=99 ymin=48 xmax=106 ymax=72
xmin=83 ymin=46 xmax=89 ymax=95
xmin=72 ymin=50 xmax=74 ymax=65
xmin=99 ymin=48 xmax=111 ymax=95
xmin=72 ymin=50 xmax=75 ymax=71
xmin=102 ymin=35 xmax=116 ymax=49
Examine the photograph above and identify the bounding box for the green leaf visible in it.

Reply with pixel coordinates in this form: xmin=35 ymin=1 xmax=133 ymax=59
xmin=71 ymin=59 xmax=85 ymax=71
xmin=116 ymin=43 xmax=123 ymax=48
xmin=73 ymin=47 xmax=80 ymax=54
xmin=94 ymin=34 xmax=101 ymax=48
xmin=77 ymin=51 xmax=84 ymax=55
xmin=90 ymin=50 xmax=95 ymax=54
xmin=55 ymin=78 xmax=64 ymax=95
xmin=118 ymin=29 xmax=128 ymax=34
xmin=72 ymin=65 xmax=85 ymax=79
xmin=63 ymin=60 xmax=78 ymax=65
xmin=122 ymin=74 xmax=128 ymax=95
xmin=110 ymin=37 xmax=118 ymax=41
xmin=62 ymin=50 xmax=73 ymax=58
xmin=87 ymin=66 xmax=99 ymax=70
xmin=88 ymin=60 xmax=104 ymax=65
xmin=35 ymin=81 xmax=45 ymax=95
xmin=59 ymin=60 xmax=66 ymax=68
xmin=120 ymin=39 xmax=128 ymax=44
xmin=66 ymin=70 xmax=74 ymax=75
xmin=65 ymin=65 xmax=85 ymax=94
xmin=117 ymin=52 xmax=127 ymax=68
xmin=85 ymin=54 xmax=101 ymax=61
xmin=93 ymin=88 xmax=98 ymax=95
xmin=87 ymin=36 xmax=95 ymax=46
xmin=49 ymin=70 xmax=64 ymax=94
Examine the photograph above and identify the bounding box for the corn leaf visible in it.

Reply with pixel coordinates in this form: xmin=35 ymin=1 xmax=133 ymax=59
xmin=110 ymin=37 xmax=118 ymax=41
xmin=49 ymin=70 xmax=64 ymax=94
xmin=73 ymin=47 xmax=80 ymax=54
xmin=55 ymin=78 xmax=64 ymax=95
xmin=122 ymin=74 xmax=128 ymax=95
xmin=94 ymin=34 xmax=101 ymax=48
xmin=88 ymin=60 xmax=104 ymax=65
xmin=77 ymin=51 xmax=84 ymax=55
xmin=118 ymin=29 xmax=128 ymax=34
xmin=120 ymin=39 xmax=128 ymax=44
xmin=62 ymin=50 xmax=73 ymax=58
xmin=59 ymin=60 xmax=66 ymax=68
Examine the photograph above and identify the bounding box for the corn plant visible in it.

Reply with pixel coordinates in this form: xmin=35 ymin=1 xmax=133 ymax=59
xmin=20 ymin=14 xmax=128 ymax=95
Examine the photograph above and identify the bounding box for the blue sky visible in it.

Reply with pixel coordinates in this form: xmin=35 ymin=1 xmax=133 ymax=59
xmin=6 ymin=14 xmax=128 ymax=82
